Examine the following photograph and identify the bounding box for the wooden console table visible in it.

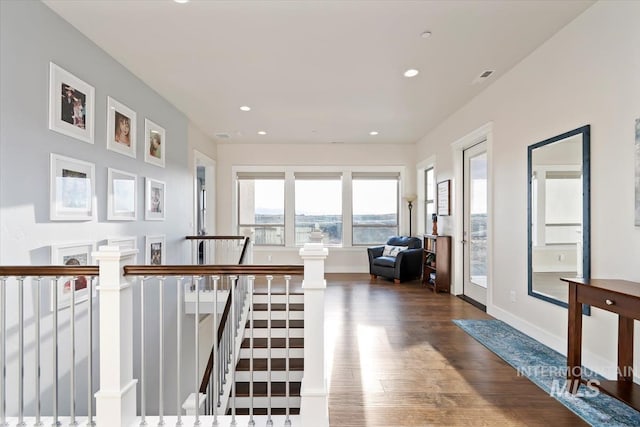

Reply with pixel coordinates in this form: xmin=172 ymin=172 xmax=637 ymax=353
xmin=561 ymin=277 xmax=640 ymax=411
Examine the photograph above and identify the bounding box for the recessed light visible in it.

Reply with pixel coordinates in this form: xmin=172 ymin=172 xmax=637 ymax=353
xmin=421 ymin=31 xmax=432 ymax=39
xmin=174 ymin=0 xmax=190 ymax=3
xmin=240 ymin=106 xmax=251 ymax=112
xmin=369 ymin=131 xmax=379 ymax=136
xmin=403 ymin=69 xmax=419 ymax=78
xmin=257 ymin=131 xmax=267 ymax=135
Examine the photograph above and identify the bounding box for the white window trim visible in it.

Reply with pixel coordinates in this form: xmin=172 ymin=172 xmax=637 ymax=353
xmin=232 ymin=165 xmax=406 ymax=248
xmin=416 ymin=156 xmax=436 ymax=236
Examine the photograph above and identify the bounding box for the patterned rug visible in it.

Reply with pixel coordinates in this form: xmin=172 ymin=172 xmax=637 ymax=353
xmin=453 ymin=319 xmax=640 ymax=427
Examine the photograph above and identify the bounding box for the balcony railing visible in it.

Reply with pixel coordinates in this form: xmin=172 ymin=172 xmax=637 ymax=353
xmin=0 ymin=240 xmax=329 ymax=427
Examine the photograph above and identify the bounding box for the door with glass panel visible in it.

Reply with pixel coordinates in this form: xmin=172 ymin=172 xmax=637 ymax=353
xmin=463 ymin=141 xmax=488 ymax=306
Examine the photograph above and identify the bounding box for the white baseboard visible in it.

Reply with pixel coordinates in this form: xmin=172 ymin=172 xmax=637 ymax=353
xmin=488 ymin=304 xmax=621 ymax=380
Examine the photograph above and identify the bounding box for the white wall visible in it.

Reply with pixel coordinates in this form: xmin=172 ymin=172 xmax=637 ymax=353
xmin=415 ymin=0 xmax=640 ymax=376
xmin=216 ymin=143 xmax=416 ymax=272
xmin=0 ymin=0 xmax=195 ymax=415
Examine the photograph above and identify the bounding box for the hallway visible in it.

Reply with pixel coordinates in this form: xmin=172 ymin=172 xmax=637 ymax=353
xmin=323 ymin=274 xmax=585 ymax=426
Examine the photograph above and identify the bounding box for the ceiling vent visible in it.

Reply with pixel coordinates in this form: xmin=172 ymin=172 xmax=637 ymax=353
xmin=472 ymin=70 xmax=494 ymax=84
xmin=215 ymin=133 xmax=230 ymax=139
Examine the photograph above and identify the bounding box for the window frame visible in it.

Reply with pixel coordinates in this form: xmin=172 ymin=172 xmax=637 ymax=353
xmin=233 ymin=166 xmax=406 ymax=248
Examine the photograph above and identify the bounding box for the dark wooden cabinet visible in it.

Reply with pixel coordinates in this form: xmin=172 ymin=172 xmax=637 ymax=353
xmin=422 ymin=234 xmax=451 ymax=293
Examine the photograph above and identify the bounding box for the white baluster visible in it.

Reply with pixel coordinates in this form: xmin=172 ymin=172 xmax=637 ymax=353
xmin=35 ymin=278 xmax=42 ymax=427
xmin=247 ymin=276 xmax=255 ymax=427
xmin=266 ymin=275 xmax=273 ymax=427
xmin=212 ymin=275 xmax=219 ymax=427
xmin=18 ymin=277 xmax=24 ymax=427
xmin=70 ymin=277 xmax=77 ymax=426
xmin=177 ymin=277 xmax=183 ymax=426
xmin=159 ymin=277 xmax=165 ymax=426
xmin=0 ymin=277 xmax=5 ymax=427
xmin=140 ymin=277 xmax=147 ymax=426
xmin=285 ymin=275 xmax=292 ymax=427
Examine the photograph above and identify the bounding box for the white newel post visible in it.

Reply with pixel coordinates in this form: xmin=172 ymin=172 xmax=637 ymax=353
xmin=299 ymin=240 xmax=330 ymax=427
xmin=93 ymin=246 xmax=139 ymax=427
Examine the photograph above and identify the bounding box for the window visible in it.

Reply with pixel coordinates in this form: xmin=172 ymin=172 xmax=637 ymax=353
xmin=352 ymin=174 xmax=399 ymax=245
xmin=294 ymin=174 xmax=342 ymax=245
xmin=424 ymin=167 xmax=435 ymax=233
xmin=237 ymin=173 xmax=285 ymax=245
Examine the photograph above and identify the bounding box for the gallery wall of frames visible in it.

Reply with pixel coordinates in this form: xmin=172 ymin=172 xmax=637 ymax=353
xmin=45 ymin=62 xmax=177 ymax=272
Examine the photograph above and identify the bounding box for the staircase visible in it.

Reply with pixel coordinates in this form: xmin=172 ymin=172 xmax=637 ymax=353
xmin=231 ymin=291 xmax=305 ymax=416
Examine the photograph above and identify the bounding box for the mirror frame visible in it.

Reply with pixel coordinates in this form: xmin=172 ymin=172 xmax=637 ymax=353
xmin=527 ymin=125 xmax=590 ymax=313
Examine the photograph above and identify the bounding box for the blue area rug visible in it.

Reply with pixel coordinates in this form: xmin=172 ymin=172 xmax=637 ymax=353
xmin=453 ymin=319 xmax=640 ymax=427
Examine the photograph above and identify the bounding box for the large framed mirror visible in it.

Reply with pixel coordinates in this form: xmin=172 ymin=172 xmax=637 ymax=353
xmin=528 ymin=125 xmax=590 ymax=311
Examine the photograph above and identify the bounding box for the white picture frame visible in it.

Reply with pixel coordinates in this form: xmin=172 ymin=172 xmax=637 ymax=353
xmin=145 ymin=178 xmax=166 ymax=221
xmin=50 ymin=153 xmax=95 ymax=221
xmin=50 ymin=241 xmax=96 ymax=310
xmin=145 ymin=235 xmax=166 ymax=265
xmin=107 ymin=236 xmax=137 ymax=250
xmin=107 ymin=96 xmax=137 ymax=158
xmin=144 ymin=118 xmax=166 ymax=168
xmin=107 ymin=168 xmax=137 ymax=221
xmin=48 ymin=62 xmax=95 ymax=144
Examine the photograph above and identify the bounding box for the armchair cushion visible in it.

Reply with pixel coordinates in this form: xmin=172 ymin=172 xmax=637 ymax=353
xmin=382 ymin=245 xmax=406 ymax=257
xmin=373 ymin=256 xmax=397 ymax=268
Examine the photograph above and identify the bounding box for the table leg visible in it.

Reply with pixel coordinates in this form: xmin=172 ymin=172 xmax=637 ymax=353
xmin=618 ymin=316 xmax=634 ymax=381
xmin=567 ymin=282 xmax=582 ymax=393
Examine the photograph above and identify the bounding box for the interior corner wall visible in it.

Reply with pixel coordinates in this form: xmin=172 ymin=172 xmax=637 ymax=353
xmin=0 ymin=0 xmax=193 ymax=416
xmin=216 ymin=142 xmax=416 ymax=272
xmin=415 ymin=0 xmax=640 ymax=377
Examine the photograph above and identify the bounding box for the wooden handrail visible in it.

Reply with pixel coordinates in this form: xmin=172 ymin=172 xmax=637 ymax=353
xmin=238 ymin=236 xmax=250 ymax=265
xmin=185 ymin=235 xmax=247 ymax=240
xmin=0 ymin=266 xmax=99 ymax=277
xmin=123 ymin=265 xmax=303 ymax=276
xmin=199 ymin=287 xmax=233 ymax=394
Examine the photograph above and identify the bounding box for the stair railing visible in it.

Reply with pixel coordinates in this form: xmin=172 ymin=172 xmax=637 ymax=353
xmin=0 ymin=241 xmax=329 ymax=426
xmin=0 ymin=266 xmax=100 ymax=427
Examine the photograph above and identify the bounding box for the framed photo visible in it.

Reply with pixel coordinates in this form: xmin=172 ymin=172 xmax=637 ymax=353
xmin=144 ymin=118 xmax=166 ymax=168
xmin=437 ymin=180 xmax=451 ymax=216
xmin=145 ymin=178 xmax=166 ymax=221
xmin=51 ymin=241 xmax=96 ymax=310
xmin=50 ymin=153 xmax=95 ymax=221
xmin=107 ymin=168 xmax=137 ymax=221
xmin=107 ymin=96 xmax=137 ymax=158
xmin=48 ymin=62 xmax=95 ymax=144
xmin=145 ymin=235 xmax=166 ymax=265
xmin=107 ymin=236 xmax=137 ymax=250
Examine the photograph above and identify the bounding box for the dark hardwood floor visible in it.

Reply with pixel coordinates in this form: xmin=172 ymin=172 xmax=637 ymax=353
xmin=323 ymin=273 xmax=586 ymax=427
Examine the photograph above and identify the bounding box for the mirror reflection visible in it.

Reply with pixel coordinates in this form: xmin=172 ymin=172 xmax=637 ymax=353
xmin=528 ymin=126 xmax=590 ymax=307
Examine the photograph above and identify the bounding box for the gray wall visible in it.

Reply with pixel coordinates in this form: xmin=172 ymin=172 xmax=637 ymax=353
xmin=1 ymin=0 xmax=195 ymax=416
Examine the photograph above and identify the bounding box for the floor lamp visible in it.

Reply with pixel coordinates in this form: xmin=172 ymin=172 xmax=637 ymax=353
xmin=404 ymin=194 xmax=417 ymax=236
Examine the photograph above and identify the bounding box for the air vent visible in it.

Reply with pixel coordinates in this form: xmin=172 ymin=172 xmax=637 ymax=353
xmin=215 ymin=133 xmax=230 ymax=139
xmin=472 ymin=70 xmax=495 ymax=84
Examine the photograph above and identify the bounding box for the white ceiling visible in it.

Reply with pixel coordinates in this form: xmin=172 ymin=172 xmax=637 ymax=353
xmin=43 ymin=0 xmax=593 ymax=145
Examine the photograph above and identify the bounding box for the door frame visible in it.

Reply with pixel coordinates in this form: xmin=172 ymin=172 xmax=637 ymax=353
xmin=193 ymin=149 xmax=216 ymax=236
xmin=450 ymin=122 xmax=494 ymax=310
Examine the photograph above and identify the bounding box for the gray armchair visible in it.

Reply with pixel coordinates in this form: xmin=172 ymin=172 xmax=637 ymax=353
xmin=367 ymin=236 xmax=423 ymax=284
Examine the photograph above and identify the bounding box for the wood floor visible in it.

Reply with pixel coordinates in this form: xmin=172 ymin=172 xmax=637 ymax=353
xmin=323 ymin=274 xmax=586 ymax=427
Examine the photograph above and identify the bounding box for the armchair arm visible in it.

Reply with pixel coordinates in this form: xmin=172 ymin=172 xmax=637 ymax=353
xmin=394 ymin=248 xmax=423 ymax=281
xmin=367 ymin=245 xmax=385 ymax=262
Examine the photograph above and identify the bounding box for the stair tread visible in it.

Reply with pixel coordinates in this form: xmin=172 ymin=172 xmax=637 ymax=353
xmin=253 ymin=303 xmax=304 ymax=311
xmin=235 ymin=382 xmax=301 ymax=397
xmin=236 ymin=358 xmax=304 ymax=371
xmin=246 ymin=319 xmax=304 ymax=329
xmin=241 ymin=338 xmax=304 ymax=349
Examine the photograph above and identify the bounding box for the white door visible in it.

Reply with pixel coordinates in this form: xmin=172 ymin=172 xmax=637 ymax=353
xmin=463 ymin=141 xmax=488 ymax=306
